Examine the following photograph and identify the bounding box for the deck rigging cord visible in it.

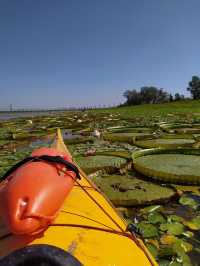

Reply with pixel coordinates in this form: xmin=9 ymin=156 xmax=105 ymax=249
xmin=64 ymin=166 xmax=155 ymax=266
xmin=0 ymin=138 xmax=155 ymax=265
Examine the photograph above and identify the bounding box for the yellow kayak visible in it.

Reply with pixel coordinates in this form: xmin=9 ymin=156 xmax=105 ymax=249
xmin=0 ymin=129 xmax=157 ymax=266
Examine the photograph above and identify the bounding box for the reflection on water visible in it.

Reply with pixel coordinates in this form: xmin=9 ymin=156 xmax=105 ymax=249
xmin=62 ymin=129 xmax=81 ymax=140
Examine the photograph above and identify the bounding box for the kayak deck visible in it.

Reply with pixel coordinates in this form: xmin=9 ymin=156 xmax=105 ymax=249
xmin=0 ymin=129 xmax=157 ymax=266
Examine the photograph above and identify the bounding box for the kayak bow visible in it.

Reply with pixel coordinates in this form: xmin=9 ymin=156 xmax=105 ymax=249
xmin=0 ymin=129 xmax=157 ymax=266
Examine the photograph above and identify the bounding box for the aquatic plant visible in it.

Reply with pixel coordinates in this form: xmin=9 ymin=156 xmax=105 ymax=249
xmin=132 ymin=148 xmax=200 ymax=184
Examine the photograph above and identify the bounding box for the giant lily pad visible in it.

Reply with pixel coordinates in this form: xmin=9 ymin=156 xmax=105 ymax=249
xmin=75 ymin=155 xmax=127 ymax=174
xmin=92 ymin=174 xmax=176 ymax=206
xmin=103 ymin=132 xmax=153 ymax=144
xmin=107 ymin=126 xmax=154 ymax=133
xmin=134 ymin=138 xmax=195 ymax=149
xmin=132 ymin=148 xmax=200 ymax=184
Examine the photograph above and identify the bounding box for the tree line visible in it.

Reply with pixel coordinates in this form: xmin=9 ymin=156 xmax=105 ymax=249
xmin=123 ymin=75 xmax=200 ymax=106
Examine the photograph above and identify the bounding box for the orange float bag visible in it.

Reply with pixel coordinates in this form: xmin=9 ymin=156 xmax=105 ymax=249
xmin=0 ymin=147 xmax=80 ymax=235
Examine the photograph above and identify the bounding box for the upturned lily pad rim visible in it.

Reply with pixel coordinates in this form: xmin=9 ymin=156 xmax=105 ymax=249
xmin=132 ymin=148 xmax=200 ymax=185
xmin=133 ymin=138 xmax=195 ymax=149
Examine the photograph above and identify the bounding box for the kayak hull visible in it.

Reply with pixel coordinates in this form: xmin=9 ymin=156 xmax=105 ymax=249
xmin=0 ymin=129 xmax=157 ymax=266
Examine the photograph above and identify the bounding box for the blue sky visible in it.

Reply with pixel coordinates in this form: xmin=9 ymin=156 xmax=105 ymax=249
xmin=0 ymin=0 xmax=200 ymax=108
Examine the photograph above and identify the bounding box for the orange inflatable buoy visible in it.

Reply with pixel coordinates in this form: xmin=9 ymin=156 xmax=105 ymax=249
xmin=0 ymin=147 xmax=79 ymax=235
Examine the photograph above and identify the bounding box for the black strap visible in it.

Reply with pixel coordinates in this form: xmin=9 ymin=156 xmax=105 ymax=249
xmin=1 ymin=155 xmax=80 ymax=181
xmin=126 ymin=223 xmax=141 ymax=236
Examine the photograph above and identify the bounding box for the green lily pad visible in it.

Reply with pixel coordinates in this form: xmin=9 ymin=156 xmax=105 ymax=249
xmin=172 ymin=240 xmax=192 ymax=266
xmin=92 ymin=175 xmax=176 ymax=206
xmin=134 ymin=138 xmax=195 ymax=149
xmin=179 ymin=194 xmax=200 ymax=210
xmin=148 ymin=212 xmax=166 ymax=224
xmin=158 ymin=245 xmax=175 ymax=257
xmin=167 ymin=215 xmax=183 ymax=223
xmin=158 ymin=259 xmax=172 ymax=266
xmin=146 ymin=243 xmax=158 ymax=258
xmin=132 ymin=148 xmax=200 ymax=185
xmin=170 ymin=262 xmax=182 ymax=266
xmin=103 ymin=132 xmax=153 ymax=144
xmin=191 ymin=216 xmax=200 ymax=230
xmin=75 ymin=155 xmax=127 ymax=174
xmin=137 ymin=221 xmax=159 ymax=238
xmin=182 ymin=231 xmax=194 ymax=238
xmin=160 ymin=223 xmax=184 ymax=236
xmin=160 ymin=234 xmax=177 ymax=245
xmin=174 ymin=239 xmax=193 ymax=253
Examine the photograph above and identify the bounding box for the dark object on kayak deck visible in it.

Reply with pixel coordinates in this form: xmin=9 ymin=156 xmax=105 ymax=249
xmin=0 ymin=244 xmax=82 ymax=266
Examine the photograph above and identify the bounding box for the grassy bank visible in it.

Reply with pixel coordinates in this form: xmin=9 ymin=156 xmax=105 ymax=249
xmin=91 ymin=100 xmax=200 ymax=118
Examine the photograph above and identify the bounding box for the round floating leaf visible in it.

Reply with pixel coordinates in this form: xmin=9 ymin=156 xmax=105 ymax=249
xmin=167 ymin=215 xmax=183 ymax=223
xmin=158 ymin=245 xmax=175 ymax=257
xmin=160 ymin=223 xmax=169 ymax=232
xmin=146 ymin=243 xmax=158 ymax=258
xmin=173 ymin=185 xmax=200 ymax=196
xmin=172 ymin=240 xmax=193 ymax=265
xmin=146 ymin=239 xmax=159 ymax=248
xmin=92 ymin=175 xmax=175 ymax=206
xmin=137 ymin=221 xmax=159 ymax=238
xmin=160 ymin=234 xmax=177 ymax=245
xmin=167 ymin=223 xmax=185 ymax=236
xmin=75 ymin=155 xmax=127 ymax=174
xmin=103 ymin=132 xmax=153 ymax=144
xmin=134 ymin=138 xmax=195 ymax=149
xmin=191 ymin=216 xmax=200 ymax=230
xmin=183 ymin=221 xmax=199 ymax=231
xmin=160 ymin=223 xmax=184 ymax=236
xmin=148 ymin=212 xmax=166 ymax=224
xmin=132 ymin=148 xmax=200 ymax=185
xmin=159 ymin=260 xmax=172 ymax=266
xmin=170 ymin=262 xmax=182 ymax=266
xmin=179 ymin=194 xmax=199 ymax=209
xmin=182 ymin=231 xmax=194 ymax=238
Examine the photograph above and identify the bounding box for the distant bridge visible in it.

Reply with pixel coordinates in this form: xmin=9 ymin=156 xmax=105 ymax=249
xmin=0 ymin=105 xmax=118 ymax=113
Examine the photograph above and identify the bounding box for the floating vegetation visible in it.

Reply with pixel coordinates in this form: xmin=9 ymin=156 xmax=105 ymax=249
xmin=64 ymin=136 xmax=94 ymax=145
xmin=159 ymin=123 xmax=192 ymax=133
xmin=107 ymin=126 xmax=154 ymax=133
xmin=132 ymin=148 xmax=200 ymax=184
xmin=1 ymin=109 xmax=200 ymax=265
xmin=103 ymin=132 xmax=153 ymax=144
xmin=134 ymin=138 xmax=195 ymax=149
xmin=75 ymin=155 xmax=128 ymax=174
xmin=129 ymin=196 xmax=200 ymax=266
xmin=92 ymin=174 xmax=176 ymax=206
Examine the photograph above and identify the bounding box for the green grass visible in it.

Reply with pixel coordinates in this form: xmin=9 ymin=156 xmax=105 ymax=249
xmin=90 ymin=100 xmax=200 ymax=118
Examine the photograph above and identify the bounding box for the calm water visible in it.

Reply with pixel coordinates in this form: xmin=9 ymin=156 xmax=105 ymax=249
xmin=0 ymin=111 xmax=64 ymax=120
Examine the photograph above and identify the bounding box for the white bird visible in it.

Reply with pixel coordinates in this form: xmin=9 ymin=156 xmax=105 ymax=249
xmin=93 ymin=129 xmax=101 ymax=138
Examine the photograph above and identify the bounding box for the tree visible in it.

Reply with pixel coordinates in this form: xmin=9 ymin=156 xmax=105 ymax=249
xmin=174 ymin=93 xmax=185 ymax=101
xmin=123 ymin=87 xmax=170 ymax=105
xmin=187 ymin=76 xmax=200 ymax=99
xmin=156 ymin=88 xmax=170 ymax=103
xmin=123 ymin=89 xmax=142 ymax=105
xmin=169 ymin=94 xmax=173 ymax=102
xmin=140 ymin=86 xmax=158 ymax=104
xmin=140 ymin=87 xmax=169 ymax=104
xmin=174 ymin=93 xmax=181 ymax=101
